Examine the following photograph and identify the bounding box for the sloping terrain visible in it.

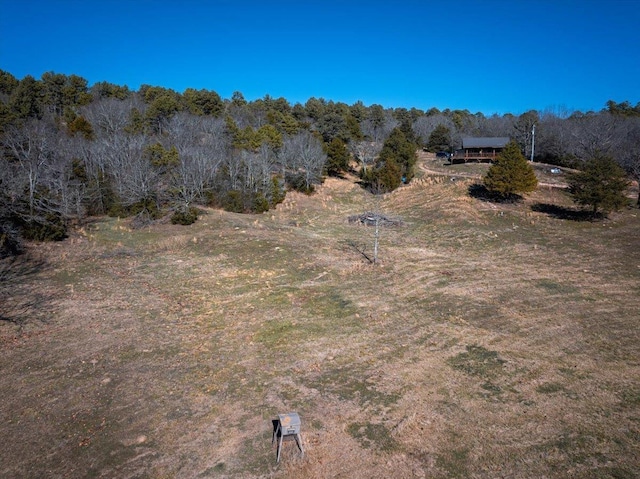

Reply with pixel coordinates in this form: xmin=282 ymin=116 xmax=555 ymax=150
xmin=1 ymin=163 xmax=639 ymax=478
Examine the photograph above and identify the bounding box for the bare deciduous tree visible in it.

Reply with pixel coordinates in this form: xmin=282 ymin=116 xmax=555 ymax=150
xmin=360 ymin=110 xmax=397 ymax=144
xmin=172 ymin=143 xmax=221 ymax=208
xmin=566 ymin=112 xmax=618 ymax=159
xmin=350 ymin=139 xmax=382 ymax=176
xmin=413 ymin=114 xmax=455 ymax=146
xmin=94 ymin=132 xmax=151 ymax=209
xmin=616 ymin=118 xmax=640 ymax=206
xmin=281 ymin=131 xmax=326 ymax=191
xmin=2 ymin=119 xmax=57 ymax=219
xmin=82 ymin=96 xmax=144 ymax=136
xmin=476 ymin=114 xmax=515 ymax=139
xmin=514 ymin=111 xmax=539 ymax=159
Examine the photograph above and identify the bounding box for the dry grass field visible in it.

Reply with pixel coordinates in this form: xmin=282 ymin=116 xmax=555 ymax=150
xmin=1 ymin=157 xmax=639 ymax=478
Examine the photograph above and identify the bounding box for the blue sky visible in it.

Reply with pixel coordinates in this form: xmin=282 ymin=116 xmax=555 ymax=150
xmin=1 ymin=0 xmax=638 ymax=115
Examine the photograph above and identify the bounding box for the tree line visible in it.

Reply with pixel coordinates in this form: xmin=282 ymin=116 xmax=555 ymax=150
xmin=0 ymin=70 xmax=638 ymax=256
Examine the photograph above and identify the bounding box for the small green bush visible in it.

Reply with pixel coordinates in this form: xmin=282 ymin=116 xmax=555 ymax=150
xmin=221 ymin=189 xmax=281 ymax=213
xmin=286 ymin=172 xmax=315 ymax=194
xmin=252 ymin=193 xmax=270 ymax=213
xmin=20 ymin=214 xmax=67 ymax=242
xmin=270 ymin=176 xmax=286 ymax=206
xmin=223 ymin=190 xmax=245 ymax=213
xmin=108 ymin=198 xmax=160 ymax=219
xmin=170 ymin=206 xmax=200 ymax=225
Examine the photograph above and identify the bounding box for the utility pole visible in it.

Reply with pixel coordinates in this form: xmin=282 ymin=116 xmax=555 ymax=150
xmin=530 ymin=124 xmax=536 ymax=162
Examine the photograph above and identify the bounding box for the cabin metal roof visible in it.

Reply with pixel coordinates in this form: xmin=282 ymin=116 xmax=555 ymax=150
xmin=462 ymin=137 xmax=510 ymax=148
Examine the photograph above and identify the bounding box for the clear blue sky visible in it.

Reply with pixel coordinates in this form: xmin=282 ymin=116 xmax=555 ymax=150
xmin=1 ymin=0 xmax=638 ymax=115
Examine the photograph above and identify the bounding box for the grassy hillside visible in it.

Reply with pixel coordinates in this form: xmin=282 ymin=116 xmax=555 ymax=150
xmin=1 ymin=163 xmax=639 ymax=478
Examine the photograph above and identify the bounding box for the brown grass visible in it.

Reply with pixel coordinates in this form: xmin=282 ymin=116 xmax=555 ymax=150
xmin=1 ymin=162 xmax=639 ymax=478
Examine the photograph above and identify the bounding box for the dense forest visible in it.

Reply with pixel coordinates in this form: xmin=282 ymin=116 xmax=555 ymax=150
xmin=1 ymin=70 xmax=639 ymax=256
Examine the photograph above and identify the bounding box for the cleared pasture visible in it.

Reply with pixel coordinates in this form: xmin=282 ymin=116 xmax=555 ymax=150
xmin=1 ymin=166 xmax=639 ymax=478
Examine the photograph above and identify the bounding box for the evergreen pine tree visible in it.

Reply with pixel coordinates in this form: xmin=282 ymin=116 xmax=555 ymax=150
xmin=426 ymin=124 xmax=452 ymax=152
xmin=325 ymin=138 xmax=350 ymax=177
xmin=483 ymin=141 xmax=538 ymax=198
xmin=365 ymin=128 xmax=416 ymax=193
xmin=568 ymin=153 xmax=629 ymax=217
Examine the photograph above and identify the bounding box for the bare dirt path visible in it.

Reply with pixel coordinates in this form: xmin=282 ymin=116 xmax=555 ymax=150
xmin=417 ymin=150 xmax=569 ymax=189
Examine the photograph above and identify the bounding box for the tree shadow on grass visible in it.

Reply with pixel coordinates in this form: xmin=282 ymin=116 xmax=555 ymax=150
xmin=0 ymin=254 xmax=52 ymax=326
xmin=467 ymin=183 xmax=523 ymax=203
xmin=530 ymin=203 xmax=598 ymax=221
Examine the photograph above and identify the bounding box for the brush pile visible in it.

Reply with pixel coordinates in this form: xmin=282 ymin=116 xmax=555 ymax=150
xmin=347 ymin=212 xmax=403 ymax=227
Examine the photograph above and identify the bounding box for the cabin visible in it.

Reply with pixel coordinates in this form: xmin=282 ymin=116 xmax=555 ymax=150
xmin=451 ymin=137 xmax=510 ymax=163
